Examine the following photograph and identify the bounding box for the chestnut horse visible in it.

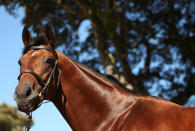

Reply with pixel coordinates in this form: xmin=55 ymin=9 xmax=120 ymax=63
xmin=14 ymin=25 xmax=195 ymax=131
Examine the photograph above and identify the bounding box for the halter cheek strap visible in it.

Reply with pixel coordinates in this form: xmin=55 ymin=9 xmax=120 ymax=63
xmin=38 ymin=60 xmax=60 ymax=100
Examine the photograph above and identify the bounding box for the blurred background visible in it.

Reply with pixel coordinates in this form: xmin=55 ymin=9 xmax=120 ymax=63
xmin=0 ymin=0 xmax=194 ymax=131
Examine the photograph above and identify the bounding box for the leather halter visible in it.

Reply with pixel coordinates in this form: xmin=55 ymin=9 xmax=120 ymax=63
xmin=18 ymin=45 xmax=61 ymax=101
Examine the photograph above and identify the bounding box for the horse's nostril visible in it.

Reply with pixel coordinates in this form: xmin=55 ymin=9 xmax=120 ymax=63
xmin=26 ymin=87 xmax=32 ymax=97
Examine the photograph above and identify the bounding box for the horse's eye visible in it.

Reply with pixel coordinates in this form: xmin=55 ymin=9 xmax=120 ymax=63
xmin=45 ymin=58 xmax=55 ymax=67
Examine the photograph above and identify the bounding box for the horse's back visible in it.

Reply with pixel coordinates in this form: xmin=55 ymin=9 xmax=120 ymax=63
xmin=118 ymin=96 xmax=195 ymax=131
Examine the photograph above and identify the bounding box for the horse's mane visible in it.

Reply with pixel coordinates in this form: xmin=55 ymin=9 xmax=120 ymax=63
xmin=73 ymin=61 xmax=131 ymax=92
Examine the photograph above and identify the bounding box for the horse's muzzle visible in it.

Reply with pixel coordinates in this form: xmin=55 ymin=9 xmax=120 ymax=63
xmin=14 ymin=89 xmax=41 ymax=113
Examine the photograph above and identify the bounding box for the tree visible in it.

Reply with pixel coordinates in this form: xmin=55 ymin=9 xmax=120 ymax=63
xmin=0 ymin=103 xmax=33 ymax=131
xmin=0 ymin=0 xmax=194 ymax=105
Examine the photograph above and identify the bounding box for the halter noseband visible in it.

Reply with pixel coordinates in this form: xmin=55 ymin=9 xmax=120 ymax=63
xmin=18 ymin=45 xmax=61 ymax=102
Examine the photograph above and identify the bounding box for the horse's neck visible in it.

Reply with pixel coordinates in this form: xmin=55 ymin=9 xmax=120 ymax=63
xmin=53 ymin=50 xmax=136 ymax=130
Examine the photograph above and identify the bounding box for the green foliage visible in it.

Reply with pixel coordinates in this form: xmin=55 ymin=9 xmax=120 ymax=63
xmin=0 ymin=103 xmax=33 ymax=131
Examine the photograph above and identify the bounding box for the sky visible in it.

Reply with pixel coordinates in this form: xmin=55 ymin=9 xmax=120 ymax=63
xmin=0 ymin=7 xmax=72 ymax=131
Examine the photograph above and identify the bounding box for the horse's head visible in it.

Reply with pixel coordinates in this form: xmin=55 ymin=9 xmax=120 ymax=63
xmin=14 ymin=25 xmax=60 ymax=113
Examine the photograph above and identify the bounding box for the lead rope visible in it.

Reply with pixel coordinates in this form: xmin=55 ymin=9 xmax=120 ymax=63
xmin=25 ymin=112 xmax=32 ymax=131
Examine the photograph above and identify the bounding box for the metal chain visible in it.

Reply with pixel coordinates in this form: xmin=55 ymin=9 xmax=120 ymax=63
xmin=25 ymin=112 xmax=32 ymax=131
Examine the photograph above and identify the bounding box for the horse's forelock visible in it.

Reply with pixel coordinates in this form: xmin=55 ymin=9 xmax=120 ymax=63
xmin=22 ymin=35 xmax=47 ymax=55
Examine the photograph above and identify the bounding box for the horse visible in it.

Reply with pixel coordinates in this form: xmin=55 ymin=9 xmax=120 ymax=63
xmin=14 ymin=25 xmax=195 ymax=131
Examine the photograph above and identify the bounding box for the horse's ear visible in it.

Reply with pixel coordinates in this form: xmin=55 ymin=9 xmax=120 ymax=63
xmin=22 ymin=26 xmax=32 ymax=46
xmin=43 ymin=24 xmax=54 ymax=48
